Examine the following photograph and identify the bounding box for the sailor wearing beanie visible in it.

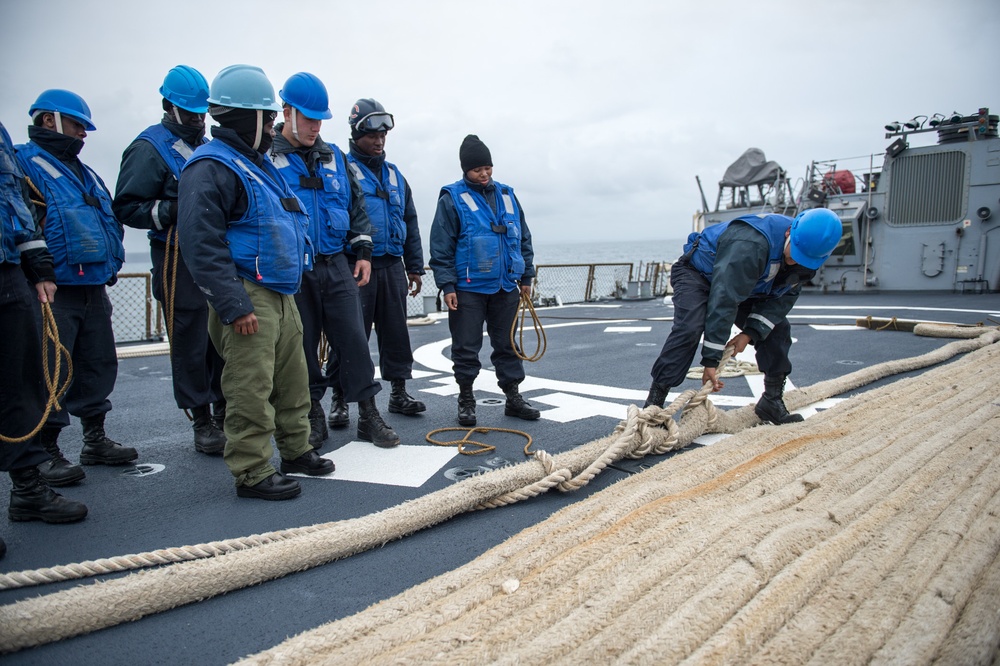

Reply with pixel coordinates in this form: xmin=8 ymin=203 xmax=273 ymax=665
xmin=429 ymin=134 xmax=539 ymax=427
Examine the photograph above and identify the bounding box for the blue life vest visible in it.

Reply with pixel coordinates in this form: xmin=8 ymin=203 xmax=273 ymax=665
xmin=442 ymin=179 xmax=526 ymax=294
xmin=346 ymin=157 xmax=405 ymax=257
xmin=685 ymin=213 xmax=794 ymax=297
xmin=15 ymin=142 xmax=124 ymax=286
xmin=185 ymin=141 xmax=311 ymax=295
xmin=0 ymin=123 xmax=39 ymax=265
xmin=136 ymin=123 xmax=207 ymax=243
xmin=271 ymin=147 xmax=351 ymax=256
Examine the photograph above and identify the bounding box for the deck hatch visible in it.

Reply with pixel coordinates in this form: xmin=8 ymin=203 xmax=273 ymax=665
xmin=886 ymin=151 xmax=966 ymax=225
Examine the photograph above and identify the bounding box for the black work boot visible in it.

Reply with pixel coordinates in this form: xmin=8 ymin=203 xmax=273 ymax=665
xmin=754 ymin=375 xmax=805 ymax=425
xmin=457 ymin=383 xmax=477 ymax=427
xmin=37 ymin=427 xmax=85 ymax=487
xmin=235 ymin=472 xmax=301 ymax=501
xmin=8 ymin=467 xmax=88 ymax=523
xmin=643 ymin=382 xmax=671 ymax=409
xmin=308 ymin=400 xmax=329 ymax=449
xmin=357 ymin=397 xmax=400 ymax=448
xmin=387 ymin=379 xmax=426 ymax=415
xmin=280 ymin=450 xmax=335 ymax=476
xmin=501 ymin=382 xmax=541 ymax=421
xmin=192 ymin=405 xmax=226 ymax=455
xmin=212 ymin=399 xmax=227 ymax=431
xmin=80 ymin=414 xmax=138 ymax=465
xmin=327 ymin=390 xmax=350 ymax=429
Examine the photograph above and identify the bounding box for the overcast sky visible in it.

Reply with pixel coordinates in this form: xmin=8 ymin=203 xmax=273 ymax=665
xmin=2 ymin=0 xmax=997 ymax=256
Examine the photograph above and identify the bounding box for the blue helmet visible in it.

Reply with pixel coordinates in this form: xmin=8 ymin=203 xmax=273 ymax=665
xmin=29 ymin=89 xmax=96 ymax=131
xmin=279 ymin=72 xmax=332 ymax=120
xmin=206 ymin=64 xmax=281 ymax=112
xmin=790 ymin=208 xmax=844 ymax=269
xmin=160 ymin=65 xmax=210 ymax=113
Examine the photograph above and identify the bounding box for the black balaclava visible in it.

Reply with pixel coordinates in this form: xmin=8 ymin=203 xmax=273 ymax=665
xmin=210 ymin=107 xmax=275 ymax=154
xmin=162 ymin=99 xmax=206 ymax=144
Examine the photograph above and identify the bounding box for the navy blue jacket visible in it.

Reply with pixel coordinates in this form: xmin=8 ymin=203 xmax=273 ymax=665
xmin=0 ymin=121 xmax=53 ymax=281
xmin=429 ymin=176 xmax=534 ymax=295
xmin=687 ymin=215 xmax=814 ymax=367
xmin=178 ymin=126 xmax=310 ymax=324
xmin=113 ymin=118 xmax=207 ymax=243
xmin=346 ymin=142 xmax=424 ymax=274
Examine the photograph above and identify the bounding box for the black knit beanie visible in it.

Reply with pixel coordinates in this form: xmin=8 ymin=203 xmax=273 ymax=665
xmin=459 ymin=134 xmax=492 ymax=172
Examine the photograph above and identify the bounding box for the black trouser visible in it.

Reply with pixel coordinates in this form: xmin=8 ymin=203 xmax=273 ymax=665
xmin=0 ymin=264 xmax=56 ymax=471
xmin=150 ymin=240 xmax=224 ymax=410
xmin=43 ymin=284 xmax=118 ymax=429
xmin=650 ymin=261 xmax=792 ymax=388
xmin=295 ymin=253 xmax=379 ymax=403
xmin=448 ymin=288 xmax=524 ymax=388
xmin=328 ymin=257 xmax=414 ymax=385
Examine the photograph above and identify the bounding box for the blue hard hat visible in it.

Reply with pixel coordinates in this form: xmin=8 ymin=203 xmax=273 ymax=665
xmin=790 ymin=208 xmax=844 ymax=269
xmin=160 ymin=65 xmax=210 ymax=113
xmin=206 ymin=64 xmax=281 ymax=112
xmin=279 ymin=72 xmax=332 ymax=120
xmin=29 ymin=89 xmax=96 ymax=131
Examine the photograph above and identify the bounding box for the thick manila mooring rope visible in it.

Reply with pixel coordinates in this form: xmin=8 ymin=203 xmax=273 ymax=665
xmin=0 ymin=326 xmax=997 ymax=654
xmin=237 ymin=329 xmax=1000 ymax=665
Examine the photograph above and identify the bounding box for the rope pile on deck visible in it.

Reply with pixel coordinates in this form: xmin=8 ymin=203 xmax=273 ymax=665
xmin=0 ymin=325 xmax=998 ymax=663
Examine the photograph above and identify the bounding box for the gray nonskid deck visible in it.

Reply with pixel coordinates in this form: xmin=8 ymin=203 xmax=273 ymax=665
xmin=2 ymin=293 xmax=999 ymax=665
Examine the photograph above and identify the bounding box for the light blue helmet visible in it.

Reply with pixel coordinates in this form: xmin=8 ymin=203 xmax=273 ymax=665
xmin=206 ymin=64 xmax=281 ymax=112
xmin=160 ymin=65 xmax=210 ymax=113
xmin=279 ymin=72 xmax=332 ymax=120
xmin=790 ymin=208 xmax=844 ymax=269
xmin=29 ymin=89 xmax=96 ymax=131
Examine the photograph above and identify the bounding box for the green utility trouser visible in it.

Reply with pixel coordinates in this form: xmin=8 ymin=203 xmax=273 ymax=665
xmin=208 ymin=280 xmax=312 ymax=487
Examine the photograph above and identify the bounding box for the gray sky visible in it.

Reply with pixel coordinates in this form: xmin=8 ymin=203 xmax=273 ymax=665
xmin=2 ymin=0 xmax=997 ymax=256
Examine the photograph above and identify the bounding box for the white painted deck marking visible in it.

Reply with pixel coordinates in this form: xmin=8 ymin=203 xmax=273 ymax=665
xmin=810 ymin=324 xmax=864 ymax=330
xmin=288 ymin=442 xmax=458 ymax=488
xmin=604 ymin=326 xmax=652 ymax=333
xmin=413 ymin=324 xmax=844 ymax=424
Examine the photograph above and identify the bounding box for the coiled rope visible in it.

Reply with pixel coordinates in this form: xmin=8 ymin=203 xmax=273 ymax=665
xmin=0 ymin=326 xmax=997 ymax=654
xmin=162 ymin=227 xmax=194 ymax=422
xmin=511 ymin=290 xmax=546 ymax=362
xmin=0 ymin=302 xmax=72 ymax=444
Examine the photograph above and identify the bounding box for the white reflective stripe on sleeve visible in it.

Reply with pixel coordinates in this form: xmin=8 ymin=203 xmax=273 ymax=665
xmin=748 ymin=313 xmax=776 ymax=331
xmin=171 ymin=139 xmax=195 ymax=161
xmin=388 ymin=167 xmax=398 ymax=188
xmin=459 ymin=192 xmax=479 ymax=212
xmin=151 ymin=200 xmax=164 ymax=230
xmin=234 ymin=158 xmax=263 ymax=184
xmin=502 ymin=193 xmax=514 ymax=215
xmin=348 ymin=162 xmax=364 ymax=180
xmin=31 ymin=155 xmax=62 ymax=179
xmin=703 ymin=340 xmax=727 ymax=351
xmin=354 ymin=234 xmax=373 ymax=244
xmin=16 ymin=239 xmax=48 ymax=252
xmin=270 ymin=153 xmax=290 ymax=169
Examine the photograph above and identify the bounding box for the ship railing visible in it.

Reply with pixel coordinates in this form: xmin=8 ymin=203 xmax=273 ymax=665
xmin=107 ymin=263 xmax=674 ymax=344
xmin=107 ymin=272 xmax=164 ymax=344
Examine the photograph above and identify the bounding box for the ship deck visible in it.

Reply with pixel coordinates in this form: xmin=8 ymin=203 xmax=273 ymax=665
xmin=2 ymin=291 xmax=1000 ymax=664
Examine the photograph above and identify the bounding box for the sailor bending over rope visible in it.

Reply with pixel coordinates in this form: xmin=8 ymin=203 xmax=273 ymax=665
xmin=645 ymin=209 xmax=843 ymax=424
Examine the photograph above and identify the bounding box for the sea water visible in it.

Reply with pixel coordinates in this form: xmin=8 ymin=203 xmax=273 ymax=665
xmin=114 ymin=238 xmax=686 ymax=343
xmin=123 ymin=238 xmax=688 ymax=274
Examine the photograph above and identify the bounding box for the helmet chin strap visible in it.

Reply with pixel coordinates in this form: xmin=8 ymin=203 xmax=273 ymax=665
xmin=173 ymin=106 xmax=183 ymax=125
xmin=53 ymin=111 xmax=64 ymax=135
xmin=291 ymin=110 xmax=299 ymax=142
xmin=252 ymin=109 xmax=262 ymax=151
